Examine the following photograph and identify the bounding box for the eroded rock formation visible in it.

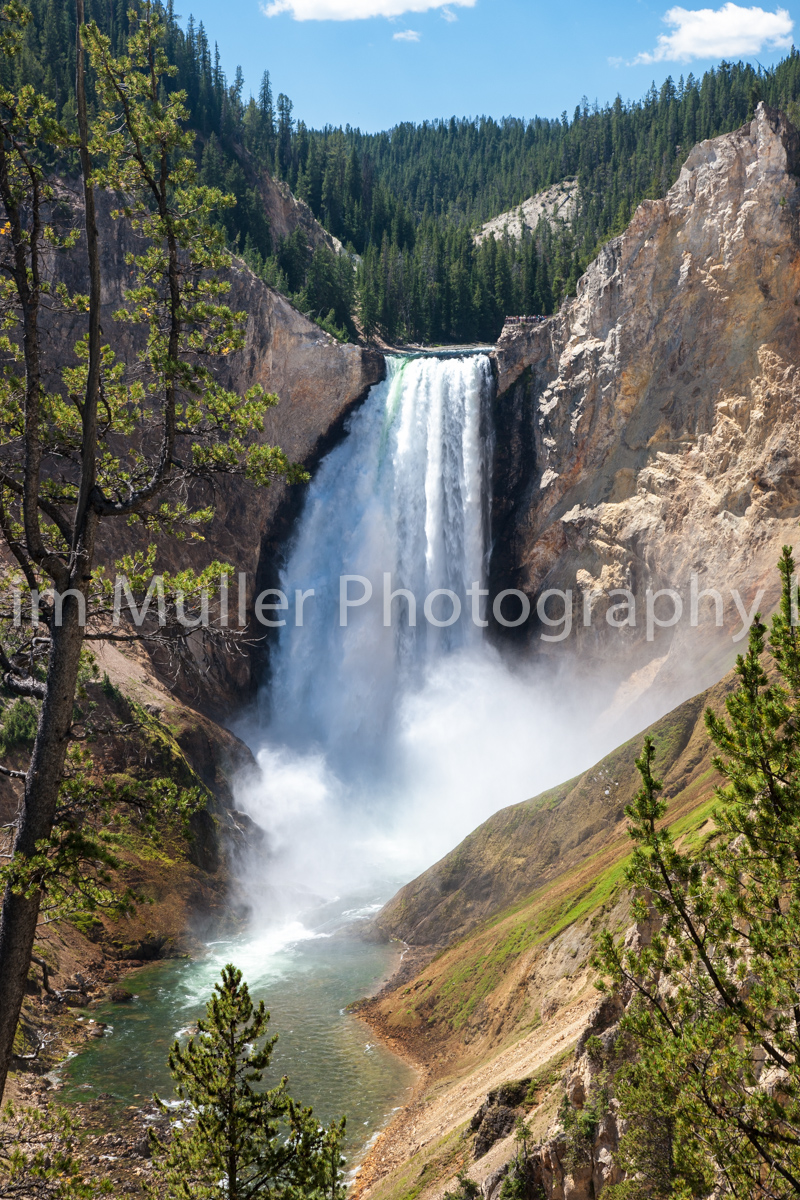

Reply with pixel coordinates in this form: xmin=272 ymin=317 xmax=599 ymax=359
xmin=490 ymin=104 xmax=800 ymax=715
xmin=475 ymin=180 xmax=578 ymax=245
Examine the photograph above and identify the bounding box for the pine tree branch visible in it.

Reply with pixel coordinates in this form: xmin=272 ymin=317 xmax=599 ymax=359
xmin=1 ymin=673 xmax=46 ymax=700
xmin=0 ymin=763 xmax=26 ymax=780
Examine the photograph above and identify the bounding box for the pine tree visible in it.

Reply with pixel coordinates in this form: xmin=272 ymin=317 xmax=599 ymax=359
xmin=0 ymin=0 xmax=305 ymax=1102
xmin=276 ymin=92 xmax=293 ymax=179
xmin=258 ymin=69 xmax=274 ymax=147
xmin=595 ymin=546 xmax=800 ymax=1197
xmin=5 ymin=0 xmax=800 ymax=345
xmin=149 ymin=964 xmax=346 ymax=1200
xmin=0 ymin=1099 xmax=112 ymax=1198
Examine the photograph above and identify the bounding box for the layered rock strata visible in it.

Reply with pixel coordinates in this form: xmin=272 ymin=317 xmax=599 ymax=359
xmin=489 ymin=104 xmax=800 ymax=715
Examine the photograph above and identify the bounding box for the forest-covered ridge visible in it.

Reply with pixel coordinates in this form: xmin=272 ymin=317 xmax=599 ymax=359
xmin=7 ymin=0 xmax=800 ymax=343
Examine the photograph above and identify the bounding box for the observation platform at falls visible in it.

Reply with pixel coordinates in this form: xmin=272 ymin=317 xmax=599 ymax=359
xmin=493 ymin=314 xmax=553 ymax=395
xmin=501 ymin=315 xmax=549 ymax=328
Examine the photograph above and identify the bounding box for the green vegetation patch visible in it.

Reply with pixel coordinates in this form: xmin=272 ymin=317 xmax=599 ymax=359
xmin=427 ymin=852 xmax=629 ymax=1030
xmin=367 ymin=1124 xmax=470 ymax=1200
xmin=524 ymin=1047 xmax=575 ymax=1107
xmin=415 ymin=774 xmax=721 ymax=1031
xmin=0 ymin=698 xmax=38 ymax=758
xmin=128 ymin=701 xmax=207 ymax=793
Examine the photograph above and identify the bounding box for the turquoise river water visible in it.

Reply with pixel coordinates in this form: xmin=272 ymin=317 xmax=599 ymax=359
xmin=60 ymin=895 xmax=415 ymax=1164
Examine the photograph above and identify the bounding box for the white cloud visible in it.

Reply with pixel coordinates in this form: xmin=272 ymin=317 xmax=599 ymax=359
xmin=633 ymin=2 xmax=793 ymax=63
xmin=393 ymin=26 xmax=421 ymax=37
xmin=262 ymin=0 xmax=473 ymax=18
xmin=441 ymin=5 xmax=458 ymax=19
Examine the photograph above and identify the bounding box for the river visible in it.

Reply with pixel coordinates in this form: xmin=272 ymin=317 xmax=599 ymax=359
xmin=62 ymin=893 xmax=415 ymax=1163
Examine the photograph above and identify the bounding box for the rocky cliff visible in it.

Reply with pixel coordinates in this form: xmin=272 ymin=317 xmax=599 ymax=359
xmin=475 ymin=181 xmax=578 ymax=245
xmin=251 ymin=165 xmax=345 ymax=256
xmin=489 ymin=104 xmax=800 ymax=718
xmin=359 ymin=113 xmax=800 ymax=1187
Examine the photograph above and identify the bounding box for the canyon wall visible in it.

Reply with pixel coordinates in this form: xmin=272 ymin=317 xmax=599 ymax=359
xmin=489 ymin=104 xmax=800 ymax=718
xmin=361 ymin=107 xmax=800 ymax=1200
xmin=43 ymin=186 xmax=384 ymax=712
xmin=185 ymin=265 xmax=384 ymax=709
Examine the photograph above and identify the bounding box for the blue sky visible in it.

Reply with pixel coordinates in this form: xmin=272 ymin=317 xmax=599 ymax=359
xmin=180 ymin=0 xmax=795 ymax=131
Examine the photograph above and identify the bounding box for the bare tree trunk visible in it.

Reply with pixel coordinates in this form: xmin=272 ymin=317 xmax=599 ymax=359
xmin=0 ymin=594 xmax=93 ymax=1098
xmin=73 ymin=0 xmax=102 ymax=541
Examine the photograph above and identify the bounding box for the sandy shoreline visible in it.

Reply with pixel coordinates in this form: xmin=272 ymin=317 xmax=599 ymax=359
xmin=349 ymin=940 xmax=439 ymax=1197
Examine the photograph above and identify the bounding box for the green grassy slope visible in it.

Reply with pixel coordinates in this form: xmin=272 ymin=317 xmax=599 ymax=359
xmin=374 ymin=671 xmax=734 ymax=953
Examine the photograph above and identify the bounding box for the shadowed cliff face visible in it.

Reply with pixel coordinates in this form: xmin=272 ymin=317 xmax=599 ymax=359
xmin=489 ymin=104 xmax=800 ymax=716
xmin=188 ymin=266 xmax=385 ymax=708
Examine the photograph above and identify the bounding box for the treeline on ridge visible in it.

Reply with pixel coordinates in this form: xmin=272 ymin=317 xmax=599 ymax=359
xmin=7 ymin=0 xmax=800 ymax=343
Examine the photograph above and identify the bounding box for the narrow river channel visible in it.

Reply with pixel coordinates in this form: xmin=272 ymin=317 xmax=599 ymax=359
xmin=62 ymin=893 xmax=415 ymax=1164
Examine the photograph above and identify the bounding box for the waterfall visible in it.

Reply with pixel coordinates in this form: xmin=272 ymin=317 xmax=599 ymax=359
xmin=264 ymin=353 xmax=494 ymax=769
xmin=69 ymin=357 xmax=623 ymax=1152
xmin=236 ymin=351 xmax=599 ymax=905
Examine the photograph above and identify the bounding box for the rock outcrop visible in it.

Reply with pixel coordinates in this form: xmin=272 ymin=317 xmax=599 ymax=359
xmin=475 ymin=181 xmax=578 ymax=245
xmin=253 ymin=167 xmax=345 ymax=256
xmin=489 ymin=104 xmax=800 ymax=717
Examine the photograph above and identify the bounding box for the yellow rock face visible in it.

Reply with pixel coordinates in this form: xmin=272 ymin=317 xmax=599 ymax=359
xmin=490 ymin=104 xmax=800 ymax=714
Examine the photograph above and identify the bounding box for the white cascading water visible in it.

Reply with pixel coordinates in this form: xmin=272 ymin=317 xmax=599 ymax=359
xmin=64 ymin=354 xmax=625 ymax=1148
xmin=63 ymin=354 xmax=639 ymax=1150
xmin=266 ymin=353 xmax=492 ymax=764
xmin=235 ymin=352 xmax=606 ymax=915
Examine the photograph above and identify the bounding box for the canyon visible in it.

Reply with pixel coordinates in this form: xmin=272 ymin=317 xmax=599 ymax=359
xmin=6 ymin=102 xmax=800 ymax=1200
xmin=488 ymin=102 xmax=800 ymax=721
